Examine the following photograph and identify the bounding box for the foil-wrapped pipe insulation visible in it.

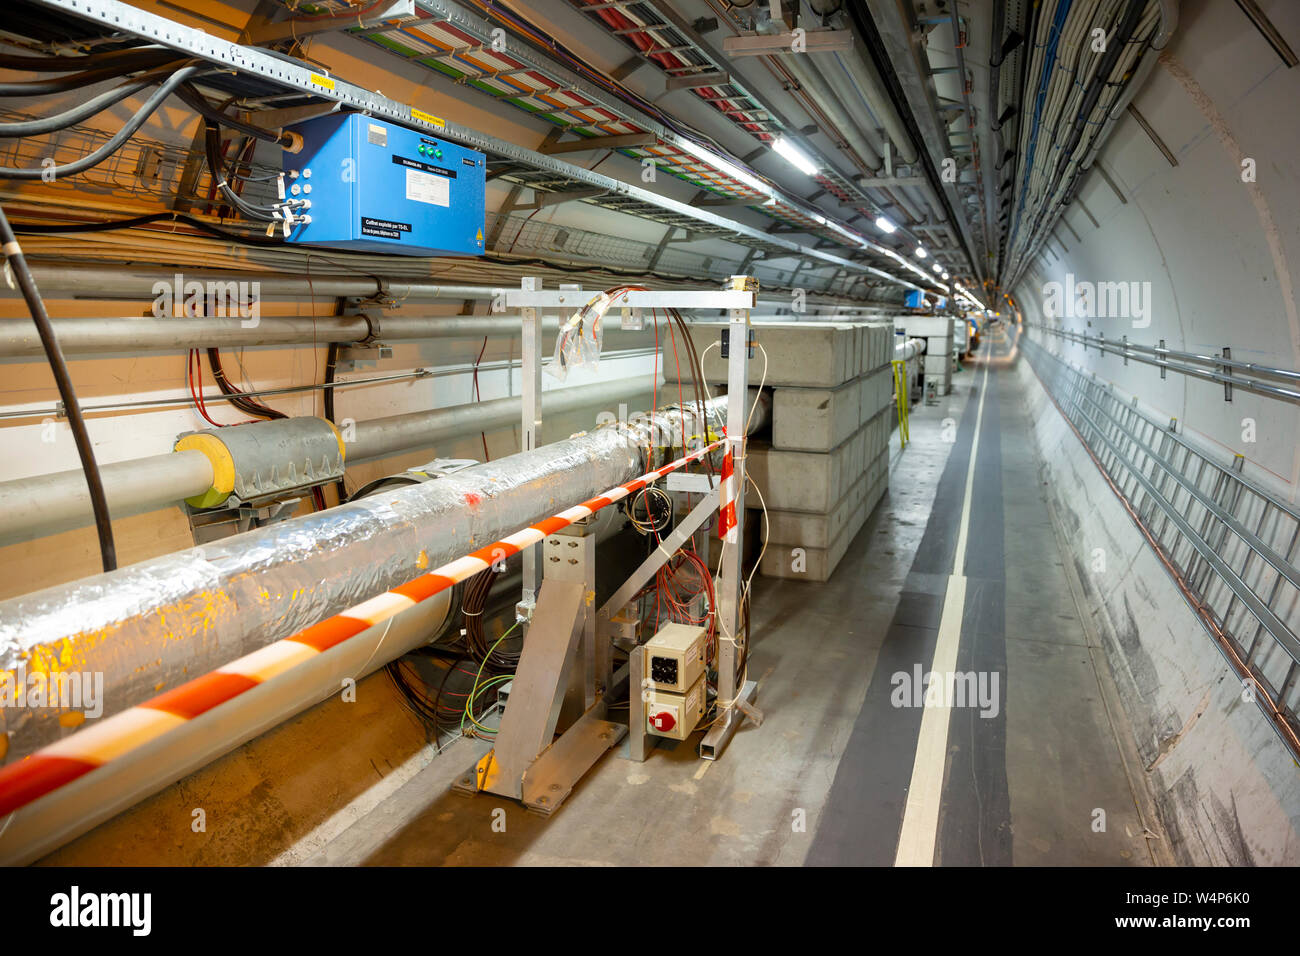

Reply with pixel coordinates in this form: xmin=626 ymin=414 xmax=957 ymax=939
xmin=0 ymin=394 xmax=758 ymax=761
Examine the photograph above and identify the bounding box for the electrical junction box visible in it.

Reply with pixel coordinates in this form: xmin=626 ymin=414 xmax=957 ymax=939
xmin=282 ymin=112 xmax=486 ymax=257
xmin=646 ymin=673 xmax=706 ymax=740
xmin=645 ymin=622 xmax=707 ymax=692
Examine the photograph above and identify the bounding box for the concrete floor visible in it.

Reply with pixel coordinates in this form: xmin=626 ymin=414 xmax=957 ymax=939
xmin=296 ymin=332 xmax=1157 ymax=867
xmin=42 ymin=332 xmax=1159 ymax=867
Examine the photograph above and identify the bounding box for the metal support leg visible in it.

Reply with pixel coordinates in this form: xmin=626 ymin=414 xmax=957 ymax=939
xmin=701 ymin=286 xmax=761 ymax=759
xmin=520 ymin=276 xmax=543 ymax=617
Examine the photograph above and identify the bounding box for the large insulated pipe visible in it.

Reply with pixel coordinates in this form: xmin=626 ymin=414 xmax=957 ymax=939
xmin=0 ymin=593 xmax=454 ymax=865
xmin=0 ymin=393 xmax=763 ymax=761
xmin=0 ymin=376 xmax=657 ymax=544
xmin=894 ymin=336 xmax=925 ymax=363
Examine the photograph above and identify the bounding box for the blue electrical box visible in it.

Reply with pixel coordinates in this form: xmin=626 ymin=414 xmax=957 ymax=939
xmin=904 ymin=289 xmax=925 ymax=308
xmin=281 ymin=112 xmax=486 ymax=257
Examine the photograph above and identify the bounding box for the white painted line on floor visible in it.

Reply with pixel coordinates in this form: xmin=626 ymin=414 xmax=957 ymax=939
xmin=894 ymin=360 xmax=991 ymax=867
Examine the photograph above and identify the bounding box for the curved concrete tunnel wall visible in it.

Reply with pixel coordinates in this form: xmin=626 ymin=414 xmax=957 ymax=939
xmin=1013 ymin=0 xmax=1300 ymax=863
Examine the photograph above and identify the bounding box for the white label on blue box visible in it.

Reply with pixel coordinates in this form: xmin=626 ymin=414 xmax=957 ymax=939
xmin=405 ymin=168 xmax=450 ymax=207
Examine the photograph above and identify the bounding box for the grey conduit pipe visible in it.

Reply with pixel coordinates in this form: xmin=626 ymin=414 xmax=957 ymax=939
xmin=10 ymin=264 xmax=870 ymax=311
xmin=0 ymin=376 xmax=658 ymax=544
xmin=0 ymin=313 xmax=658 ymax=357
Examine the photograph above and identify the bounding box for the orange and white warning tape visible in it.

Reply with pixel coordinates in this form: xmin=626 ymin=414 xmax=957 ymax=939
xmin=717 ymin=447 xmax=739 ymax=543
xmin=0 ymin=438 xmax=723 ymax=819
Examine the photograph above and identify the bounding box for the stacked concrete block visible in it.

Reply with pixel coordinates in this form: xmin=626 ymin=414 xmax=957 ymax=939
xmin=899 ymin=314 xmax=955 ymax=396
xmin=676 ymin=320 xmax=895 ymax=582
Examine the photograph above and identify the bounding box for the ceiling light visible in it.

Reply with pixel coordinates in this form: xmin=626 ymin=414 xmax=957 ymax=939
xmin=942 ymin=272 xmax=950 ymax=280
xmin=772 ymin=135 xmax=819 ymax=176
xmin=932 ymin=263 xmax=942 ymax=273
xmin=874 ymin=216 xmax=897 ymax=234
xmin=915 ymin=246 xmax=927 ymax=259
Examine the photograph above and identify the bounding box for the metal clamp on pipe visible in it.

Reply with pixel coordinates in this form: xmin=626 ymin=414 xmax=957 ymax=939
xmin=174 ymin=416 xmax=346 ymax=509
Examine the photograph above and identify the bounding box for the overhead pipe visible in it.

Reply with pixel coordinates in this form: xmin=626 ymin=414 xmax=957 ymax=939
xmin=825 ymin=49 xmax=918 ymax=166
xmin=0 ymin=375 xmax=659 ymax=545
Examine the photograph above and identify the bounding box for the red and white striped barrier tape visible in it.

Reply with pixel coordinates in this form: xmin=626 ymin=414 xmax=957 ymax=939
xmin=717 ymin=448 xmax=739 ymax=544
xmin=0 ymin=438 xmax=723 ymax=820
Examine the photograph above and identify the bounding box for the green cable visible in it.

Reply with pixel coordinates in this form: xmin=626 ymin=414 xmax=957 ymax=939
xmin=462 ymin=621 xmax=521 ymax=735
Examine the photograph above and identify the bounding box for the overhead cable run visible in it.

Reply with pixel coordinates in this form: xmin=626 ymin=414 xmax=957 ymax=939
xmin=1001 ymin=0 xmax=1174 ymax=289
xmin=3 ymin=0 xmax=941 ymax=295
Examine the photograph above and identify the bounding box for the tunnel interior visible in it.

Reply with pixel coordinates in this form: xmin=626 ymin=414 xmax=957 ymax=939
xmin=0 ymin=0 xmax=1296 ymax=877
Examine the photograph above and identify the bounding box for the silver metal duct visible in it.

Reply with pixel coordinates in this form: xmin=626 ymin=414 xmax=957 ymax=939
xmin=0 ymin=393 xmax=759 ymax=761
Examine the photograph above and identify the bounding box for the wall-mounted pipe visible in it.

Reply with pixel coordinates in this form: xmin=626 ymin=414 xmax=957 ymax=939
xmin=0 ymin=376 xmax=658 ymax=545
xmin=0 ymin=313 xmax=660 ymax=358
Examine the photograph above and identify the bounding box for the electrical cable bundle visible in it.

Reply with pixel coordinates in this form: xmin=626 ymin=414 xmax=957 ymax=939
xmin=463 ymin=567 xmax=521 ymax=669
xmin=0 ymin=62 xmax=203 ymax=181
xmin=625 ymin=485 xmax=672 ymax=535
xmin=204 ymin=348 xmax=286 ymax=420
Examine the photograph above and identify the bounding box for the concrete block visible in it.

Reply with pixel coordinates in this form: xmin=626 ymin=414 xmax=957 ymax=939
xmin=900 ymin=315 xmax=955 ymax=338
xmin=923 ymin=353 xmax=950 ymax=375
xmin=684 ymin=322 xmax=860 ymax=388
xmin=759 ymin=458 xmax=889 ymax=581
xmin=771 ymin=378 xmax=862 ymax=452
xmin=749 ymin=407 xmax=890 ymax=513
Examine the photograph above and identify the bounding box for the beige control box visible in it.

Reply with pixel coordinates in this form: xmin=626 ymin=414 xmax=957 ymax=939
xmin=646 ymin=673 xmax=706 ymax=740
xmin=645 ymin=622 xmax=707 ymax=692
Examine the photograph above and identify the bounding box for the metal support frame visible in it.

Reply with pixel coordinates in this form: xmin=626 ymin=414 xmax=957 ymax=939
xmin=701 ymin=292 xmax=760 ymax=760
xmin=517 ymin=278 xmax=544 ymax=619
xmin=456 ymin=280 xmax=762 ymax=812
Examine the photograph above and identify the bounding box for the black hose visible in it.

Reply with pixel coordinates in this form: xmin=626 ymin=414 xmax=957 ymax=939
xmin=177 ymin=84 xmax=293 ymax=146
xmin=0 ymin=62 xmax=184 ymax=95
xmin=0 ymin=65 xmax=202 ymax=180
xmin=0 ymin=205 xmax=116 ymax=571
xmin=0 ymin=76 xmax=155 ymax=137
xmin=201 ymin=119 xmax=287 ymax=222
xmin=12 ymin=211 xmax=287 ymax=245
xmin=0 ymin=45 xmax=179 ymax=72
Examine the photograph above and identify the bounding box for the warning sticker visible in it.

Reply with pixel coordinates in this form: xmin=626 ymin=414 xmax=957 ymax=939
xmin=405 ymin=168 xmax=450 ymax=207
xmin=411 ymin=107 xmax=445 ymax=129
xmin=367 ymin=123 xmax=387 ymax=146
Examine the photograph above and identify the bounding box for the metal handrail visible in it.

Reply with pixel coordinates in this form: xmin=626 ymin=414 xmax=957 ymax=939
xmin=1031 ymin=337 xmax=1300 ymax=526
xmin=1029 ymin=324 xmax=1300 ymax=404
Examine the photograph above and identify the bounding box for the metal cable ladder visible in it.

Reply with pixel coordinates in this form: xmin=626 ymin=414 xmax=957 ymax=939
xmin=1025 ymin=338 xmax=1300 ymax=757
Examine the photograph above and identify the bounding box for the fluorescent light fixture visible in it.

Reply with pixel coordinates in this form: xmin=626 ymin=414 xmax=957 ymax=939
xmin=874 ymin=215 xmax=897 ymax=234
xmin=915 ymin=246 xmax=927 ymax=258
xmin=772 ymin=135 xmax=819 ymax=176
